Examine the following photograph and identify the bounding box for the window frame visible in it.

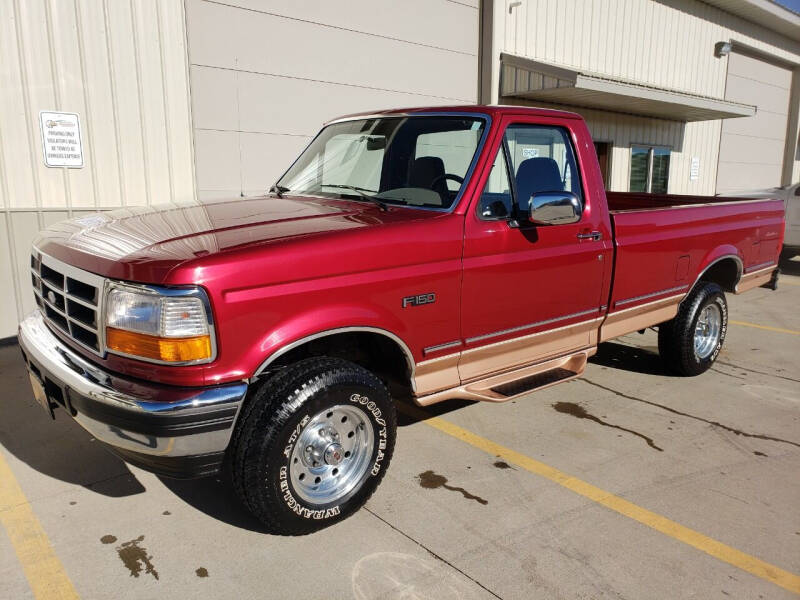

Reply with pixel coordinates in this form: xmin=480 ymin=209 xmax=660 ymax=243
xmin=476 ymin=138 xmax=517 ymax=222
xmin=629 ymin=144 xmax=671 ymax=194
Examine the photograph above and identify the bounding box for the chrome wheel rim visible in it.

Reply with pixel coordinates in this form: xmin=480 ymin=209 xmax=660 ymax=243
xmin=289 ymin=404 xmax=374 ymax=505
xmin=694 ymin=304 xmax=721 ymax=359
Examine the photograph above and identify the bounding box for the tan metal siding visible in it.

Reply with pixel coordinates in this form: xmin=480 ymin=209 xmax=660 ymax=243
xmin=0 ymin=0 xmax=195 ymax=338
xmin=717 ymin=52 xmax=793 ymax=193
xmin=502 ymin=0 xmax=799 ymax=99
xmin=498 ymin=0 xmax=800 ymax=195
xmin=186 ymin=0 xmax=480 ymax=198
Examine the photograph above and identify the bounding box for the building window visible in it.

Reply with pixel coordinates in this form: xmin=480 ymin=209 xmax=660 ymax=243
xmin=630 ymin=146 xmax=670 ymax=193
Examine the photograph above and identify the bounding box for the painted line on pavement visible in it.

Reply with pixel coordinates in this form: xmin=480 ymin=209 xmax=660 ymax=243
xmin=398 ymin=403 xmax=800 ymax=595
xmin=730 ymin=320 xmax=800 ymax=335
xmin=0 ymin=451 xmax=79 ymax=599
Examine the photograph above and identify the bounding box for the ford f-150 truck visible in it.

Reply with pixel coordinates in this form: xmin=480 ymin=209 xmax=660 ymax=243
xmin=18 ymin=105 xmax=784 ymax=534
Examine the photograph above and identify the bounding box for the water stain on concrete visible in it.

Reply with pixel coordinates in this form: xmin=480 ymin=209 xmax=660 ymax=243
xmin=116 ymin=535 xmax=159 ymax=580
xmin=552 ymin=401 xmax=663 ymax=452
xmin=417 ymin=470 xmax=488 ymax=505
xmin=196 ymin=567 xmax=209 ymax=578
xmin=493 ymin=460 xmax=515 ymax=470
xmin=581 ymin=378 xmax=800 ymax=449
xmin=100 ymin=535 xmax=117 ymax=544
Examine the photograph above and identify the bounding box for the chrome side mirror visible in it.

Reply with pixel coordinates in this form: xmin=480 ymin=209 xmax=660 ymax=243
xmin=527 ymin=192 xmax=582 ymax=225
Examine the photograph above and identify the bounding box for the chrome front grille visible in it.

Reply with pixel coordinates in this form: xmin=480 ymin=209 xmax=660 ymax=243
xmin=31 ymin=250 xmax=106 ymax=356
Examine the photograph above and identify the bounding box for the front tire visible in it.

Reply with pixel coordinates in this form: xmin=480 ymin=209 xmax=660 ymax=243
xmin=658 ymin=282 xmax=728 ymax=376
xmin=231 ymin=357 xmax=396 ymax=535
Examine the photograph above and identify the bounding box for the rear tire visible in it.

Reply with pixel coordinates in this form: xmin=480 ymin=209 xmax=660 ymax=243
xmin=231 ymin=357 xmax=396 ymax=535
xmin=658 ymin=282 xmax=727 ymax=376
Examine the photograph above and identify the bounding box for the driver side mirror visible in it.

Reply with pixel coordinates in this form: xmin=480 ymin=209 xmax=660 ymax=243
xmin=527 ymin=192 xmax=582 ymax=225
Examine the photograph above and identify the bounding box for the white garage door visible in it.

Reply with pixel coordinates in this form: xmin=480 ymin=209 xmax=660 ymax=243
xmin=716 ymin=52 xmax=791 ymax=194
xmin=186 ymin=0 xmax=480 ymax=198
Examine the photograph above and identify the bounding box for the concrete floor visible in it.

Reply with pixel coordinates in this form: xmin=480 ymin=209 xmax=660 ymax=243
xmin=1 ymin=259 xmax=799 ymax=599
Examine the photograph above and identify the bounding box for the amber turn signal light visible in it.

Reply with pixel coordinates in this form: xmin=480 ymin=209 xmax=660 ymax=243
xmin=106 ymin=327 xmax=212 ymax=362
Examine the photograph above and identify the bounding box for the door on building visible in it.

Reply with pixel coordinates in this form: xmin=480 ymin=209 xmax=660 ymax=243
xmin=459 ymin=117 xmax=610 ymax=382
xmin=716 ymin=52 xmax=793 ymax=193
xmin=593 ymin=142 xmax=611 ymax=190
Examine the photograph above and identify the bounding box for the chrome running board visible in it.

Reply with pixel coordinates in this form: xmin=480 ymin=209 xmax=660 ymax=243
xmin=414 ymin=349 xmax=592 ymax=406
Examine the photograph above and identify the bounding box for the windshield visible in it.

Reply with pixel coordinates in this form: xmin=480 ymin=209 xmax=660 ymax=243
xmin=277 ymin=116 xmax=487 ymax=210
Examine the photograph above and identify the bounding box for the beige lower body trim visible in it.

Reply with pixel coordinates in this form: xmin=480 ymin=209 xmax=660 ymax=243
xmin=416 ymin=349 xmax=593 ymax=407
xmin=413 ymin=316 xmax=602 ymax=398
xmin=414 ymin=352 xmax=460 ymax=397
xmin=735 ymin=266 xmax=775 ymax=294
xmin=458 ymin=317 xmax=602 ymax=383
xmin=600 ymin=294 xmax=682 ymax=342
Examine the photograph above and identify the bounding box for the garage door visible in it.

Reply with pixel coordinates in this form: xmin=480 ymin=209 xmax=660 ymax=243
xmin=716 ymin=52 xmax=791 ymax=194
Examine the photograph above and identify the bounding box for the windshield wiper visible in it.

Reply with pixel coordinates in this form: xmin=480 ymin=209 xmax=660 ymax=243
xmin=269 ymin=184 xmax=289 ymax=198
xmin=323 ymin=184 xmax=388 ymax=211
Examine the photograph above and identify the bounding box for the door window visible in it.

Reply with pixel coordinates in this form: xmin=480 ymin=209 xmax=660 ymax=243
xmin=478 ymin=124 xmax=583 ymax=219
xmin=505 ymin=125 xmax=583 ymax=208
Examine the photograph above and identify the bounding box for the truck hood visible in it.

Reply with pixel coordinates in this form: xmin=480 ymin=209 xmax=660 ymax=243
xmin=34 ymin=195 xmax=424 ymax=282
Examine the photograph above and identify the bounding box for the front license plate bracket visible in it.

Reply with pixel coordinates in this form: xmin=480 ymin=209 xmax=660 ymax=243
xmin=28 ymin=372 xmax=55 ymax=419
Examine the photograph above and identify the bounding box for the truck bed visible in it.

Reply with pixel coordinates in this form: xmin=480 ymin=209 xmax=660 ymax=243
xmin=600 ymin=192 xmax=784 ymax=341
xmin=606 ymin=191 xmax=773 ymax=212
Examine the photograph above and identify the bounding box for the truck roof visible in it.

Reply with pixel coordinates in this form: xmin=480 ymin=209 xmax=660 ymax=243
xmin=327 ymin=104 xmax=583 ymax=124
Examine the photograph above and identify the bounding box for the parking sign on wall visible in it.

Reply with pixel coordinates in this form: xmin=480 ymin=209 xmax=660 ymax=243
xmin=39 ymin=111 xmax=84 ymax=168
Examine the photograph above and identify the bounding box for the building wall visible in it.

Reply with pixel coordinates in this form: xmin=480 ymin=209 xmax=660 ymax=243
xmin=0 ymin=0 xmax=195 ymax=338
xmin=717 ymin=51 xmax=795 ymax=193
xmin=494 ymin=0 xmax=800 ymax=195
xmin=184 ymin=0 xmax=480 ymax=199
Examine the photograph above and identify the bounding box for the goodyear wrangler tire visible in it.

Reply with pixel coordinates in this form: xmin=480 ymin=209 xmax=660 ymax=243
xmin=231 ymin=357 xmax=396 ymax=535
xmin=658 ymin=282 xmax=728 ymax=376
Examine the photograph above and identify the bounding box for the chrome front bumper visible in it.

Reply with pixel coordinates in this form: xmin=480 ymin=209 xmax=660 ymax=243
xmin=17 ymin=310 xmax=247 ymax=478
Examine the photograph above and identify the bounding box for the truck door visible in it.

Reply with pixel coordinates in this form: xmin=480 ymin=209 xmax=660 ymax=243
xmin=459 ymin=117 xmax=610 ymax=382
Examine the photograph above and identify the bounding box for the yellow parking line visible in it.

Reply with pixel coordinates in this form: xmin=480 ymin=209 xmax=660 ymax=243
xmin=0 ymin=452 xmax=79 ymax=599
xmin=399 ymin=404 xmax=800 ymax=595
xmin=730 ymin=320 xmax=800 ymax=335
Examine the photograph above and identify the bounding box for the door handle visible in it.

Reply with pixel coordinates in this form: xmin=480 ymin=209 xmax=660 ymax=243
xmin=577 ymin=231 xmax=603 ymax=241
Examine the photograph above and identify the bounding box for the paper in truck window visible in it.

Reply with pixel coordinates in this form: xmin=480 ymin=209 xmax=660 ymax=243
xmin=39 ymin=111 xmax=84 ymax=168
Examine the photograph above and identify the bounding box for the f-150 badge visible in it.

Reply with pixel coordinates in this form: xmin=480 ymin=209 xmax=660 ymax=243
xmin=402 ymin=293 xmax=435 ymax=308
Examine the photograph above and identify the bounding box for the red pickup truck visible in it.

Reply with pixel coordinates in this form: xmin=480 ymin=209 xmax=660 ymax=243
xmin=18 ymin=105 xmax=784 ymax=534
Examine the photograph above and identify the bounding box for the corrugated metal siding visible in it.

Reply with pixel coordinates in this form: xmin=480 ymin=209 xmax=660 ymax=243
xmin=0 ymin=0 xmax=195 ymax=338
xmin=498 ymin=0 xmax=800 ymax=195
xmin=186 ymin=0 xmax=480 ymax=198
xmin=502 ymin=0 xmax=799 ymax=98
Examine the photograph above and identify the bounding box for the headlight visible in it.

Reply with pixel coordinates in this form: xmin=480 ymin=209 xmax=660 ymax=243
xmin=104 ymin=284 xmax=215 ymax=364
